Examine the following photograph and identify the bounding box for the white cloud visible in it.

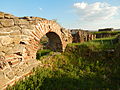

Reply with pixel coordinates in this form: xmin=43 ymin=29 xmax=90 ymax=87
xmin=73 ymin=2 xmax=119 ymax=21
xmin=39 ymin=8 xmax=43 ymax=11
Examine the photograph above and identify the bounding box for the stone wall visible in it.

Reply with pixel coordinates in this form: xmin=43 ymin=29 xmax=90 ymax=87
xmin=0 ymin=12 xmax=72 ymax=89
xmin=96 ymin=28 xmax=119 ymax=38
xmin=0 ymin=12 xmax=96 ymax=89
xmin=70 ymin=29 xmax=96 ymax=43
xmin=96 ymin=33 xmax=117 ymax=38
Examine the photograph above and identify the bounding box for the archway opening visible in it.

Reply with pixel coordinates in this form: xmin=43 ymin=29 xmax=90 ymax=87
xmin=39 ymin=32 xmax=62 ymax=51
xmin=36 ymin=32 xmax=62 ymax=59
xmin=46 ymin=32 xmax=62 ymax=52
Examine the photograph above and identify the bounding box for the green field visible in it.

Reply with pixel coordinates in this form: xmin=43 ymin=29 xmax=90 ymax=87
xmin=7 ymin=37 xmax=120 ymax=89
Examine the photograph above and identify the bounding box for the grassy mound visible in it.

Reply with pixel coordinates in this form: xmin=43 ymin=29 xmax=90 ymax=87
xmin=7 ymin=37 xmax=120 ymax=89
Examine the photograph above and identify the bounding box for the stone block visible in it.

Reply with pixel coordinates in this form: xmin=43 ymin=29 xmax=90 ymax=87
xmin=0 ymin=71 xmax=4 ymax=76
xmin=21 ymin=29 xmax=32 ymax=36
xmin=10 ymin=30 xmax=21 ymax=35
xmin=0 ymin=26 xmax=21 ymax=33
xmin=10 ymin=15 xmax=16 ymax=19
xmin=14 ymin=18 xmax=29 ymax=25
xmin=0 ymin=36 xmax=13 ymax=46
xmin=4 ymin=14 xmax=11 ymax=19
xmin=6 ymin=71 xmax=15 ymax=80
xmin=0 ymin=32 xmax=10 ymax=36
xmin=19 ymin=24 xmax=35 ymax=29
xmin=0 ymin=28 xmax=7 ymax=32
xmin=7 ymin=44 xmax=25 ymax=54
xmin=12 ymin=36 xmax=21 ymax=44
xmin=0 ymin=12 xmax=4 ymax=19
xmin=0 ymin=52 xmax=5 ymax=56
xmin=4 ymin=14 xmax=16 ymax=19
xmin=0 ymin=46 xmax=12 ymax=53
xmin=4 ymin=68 xmax=11 ymax=74
xmin=0 ymin=19 xmax=14 ymax=27
xmin=0 ymin=60 xmax=6 ymax=69
xmin=0 ymin=24 xmax=3 ymax=28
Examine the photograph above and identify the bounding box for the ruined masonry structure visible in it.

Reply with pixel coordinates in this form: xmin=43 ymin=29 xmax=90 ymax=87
xmin=0 ymin=12 xmax=72 ymax=89
xmin=71 ymin=29 xmax=96 ymax=43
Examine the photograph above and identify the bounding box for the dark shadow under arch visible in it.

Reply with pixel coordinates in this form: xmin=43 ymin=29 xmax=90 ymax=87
xmin=46 ymin=32 xmax=62 ymax=52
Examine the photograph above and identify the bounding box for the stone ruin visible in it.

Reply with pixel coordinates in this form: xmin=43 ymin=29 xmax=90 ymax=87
xmin=0 ymin=12 xmax=96 ymax=89
xmin=0 ymin=12 xmax=72 ymax=89
xmin=70 ymin=29 xmax=96 ymax=43
xmin=96 ymin=28 xmax=115 ymax=38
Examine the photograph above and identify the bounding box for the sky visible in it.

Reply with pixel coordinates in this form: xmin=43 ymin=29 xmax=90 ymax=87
xmin=0 ymin=0 xmax=120 ymax=30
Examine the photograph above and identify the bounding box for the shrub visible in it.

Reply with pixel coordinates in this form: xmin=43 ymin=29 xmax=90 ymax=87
xmin=36 ymin=49 xmax=51 ymax=60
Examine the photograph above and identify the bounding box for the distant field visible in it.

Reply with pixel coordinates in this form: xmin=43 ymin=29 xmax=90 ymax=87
xmin=93 ymin=30 xmax=120 ymax=34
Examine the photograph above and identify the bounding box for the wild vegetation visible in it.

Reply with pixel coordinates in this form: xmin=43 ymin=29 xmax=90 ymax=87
xmin=7 ymin=36 xmax=120 ymax=89
xmin=93 ymin=30 xmax=120 ymax=34
xmin=36 ymin=49 xmax=51 ymax=60
xmin=93 ymin=30 xmax=120 ymax=38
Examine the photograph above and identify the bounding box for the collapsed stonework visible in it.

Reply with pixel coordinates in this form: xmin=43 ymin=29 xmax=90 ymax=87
xmin=70 ymin=29 xmax=96 ymax=43
xmin=0 ymin=12 xmax=72 ymax=89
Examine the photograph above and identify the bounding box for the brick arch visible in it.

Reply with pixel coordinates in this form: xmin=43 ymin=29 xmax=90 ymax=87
xmin=0 ymin=12 xmax=72 ymax=89
xmin=17 ymin=19 xmax=72 ymax=62
xmin=25 ymin=20 xmax=69 ymax=60
xmin=30 ymin=20 xmax=65 ymax=52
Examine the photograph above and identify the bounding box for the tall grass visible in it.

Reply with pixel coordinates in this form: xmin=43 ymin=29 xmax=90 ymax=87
xmin=7 ymin=37 xmax=120 ymax=89
xmin=93 ymin=31 xmax=120 ymax=34
xmin=36 ymin=49 xmax=51 ymax=60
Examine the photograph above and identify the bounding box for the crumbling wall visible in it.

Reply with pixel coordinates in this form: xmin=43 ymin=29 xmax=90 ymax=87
xmin=0 ymin=12 xmax=72 ymax=89
xmin=96 ymin=28 xmax=118 ymax=38
xmin=71 ymin=29 xmax=96 ymax=43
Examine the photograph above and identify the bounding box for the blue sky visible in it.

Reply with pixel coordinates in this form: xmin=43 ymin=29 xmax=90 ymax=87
xmin=0 ymin=0 xmax=120 ymax=30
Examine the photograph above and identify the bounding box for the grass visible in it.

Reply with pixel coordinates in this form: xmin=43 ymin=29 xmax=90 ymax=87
xmin=36 ymin=49 xmax=51 ymax=60
xmin=7 ymin=37 xmax=120 ymax=89
xmin=93 ymin=30 xmax=120 ymax=34
xmin=68 ymin=36 xmax=117 ymax=51
xmin=92 ymin=36 xmax=116 ymax=44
